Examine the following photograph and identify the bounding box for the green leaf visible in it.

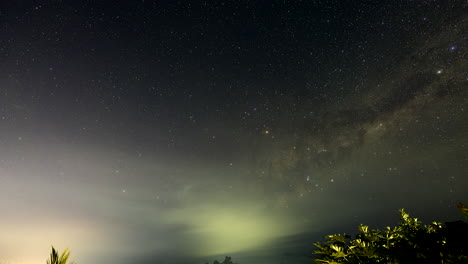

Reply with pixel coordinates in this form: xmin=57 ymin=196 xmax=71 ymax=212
xmin=46 ymin=246 xmax=75 ymax=264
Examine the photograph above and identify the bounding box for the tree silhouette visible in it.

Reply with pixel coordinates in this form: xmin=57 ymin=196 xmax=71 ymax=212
xmin=211 ymin=256 xmax=237 ymax=264
xmin=313 ymin=207 xmax=468 ymax=264
xmin=46 ymin=246 xmax=75 ymax=264
xmin=458 ymin=202 xmax=468 ymax=220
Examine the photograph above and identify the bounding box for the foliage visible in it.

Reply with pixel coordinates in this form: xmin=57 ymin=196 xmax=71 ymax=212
xmin=207 ymin=256 xmax=237 ymax=264
xmin=313 ymin=208 xmax=468 ymax=264
xmin=46 ymin=246 xmax=75 ymax=264
xmin=458 ymin=202 xmax=468 ymax=221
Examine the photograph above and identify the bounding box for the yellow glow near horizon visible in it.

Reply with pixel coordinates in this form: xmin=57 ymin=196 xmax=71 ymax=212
xmin=193 ymin=214 xmax=278 ymax=255
xmin=164 ymin=205 xmax=300 ymax=256
xmin=0 ymin=217 xmax=116 ymax=264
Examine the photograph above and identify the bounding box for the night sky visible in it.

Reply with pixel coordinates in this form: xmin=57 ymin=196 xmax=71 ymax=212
xmin=1 ymin=1 xmax=467 ymax=264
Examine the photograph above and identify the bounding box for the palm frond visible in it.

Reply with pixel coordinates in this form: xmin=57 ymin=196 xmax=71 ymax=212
xmin=46 ymin=246 xmax=75 ymax=264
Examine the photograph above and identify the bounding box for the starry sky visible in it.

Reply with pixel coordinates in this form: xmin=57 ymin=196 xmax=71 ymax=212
xmin=0 ymin=1 xmax=467 ymax=264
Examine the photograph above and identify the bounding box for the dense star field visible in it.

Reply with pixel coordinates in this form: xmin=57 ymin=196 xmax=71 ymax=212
xmin=0 ymin=1 xmax=467 ymax=264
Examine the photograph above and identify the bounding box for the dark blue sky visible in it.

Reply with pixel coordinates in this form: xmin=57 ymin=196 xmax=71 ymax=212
xmin=0 ymin=1 xmax=467 ymax=263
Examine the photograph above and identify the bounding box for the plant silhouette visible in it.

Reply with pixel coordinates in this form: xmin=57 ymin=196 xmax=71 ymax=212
xmin=46 ymin=246 xmax=75 ymax=264
xmin=313 ymin=207 xmax=468 ymax=264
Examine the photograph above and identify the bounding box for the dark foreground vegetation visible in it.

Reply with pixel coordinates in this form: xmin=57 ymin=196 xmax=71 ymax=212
xmin=207 ymin=256 xmax=237 ymax=264
xmin=313 ymin=203 xmax=468 ymax=264
xmin=47 ymin=204 xmax=468 ymax=264
xmin=46 ymin=246 xmax=74 ymax=264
